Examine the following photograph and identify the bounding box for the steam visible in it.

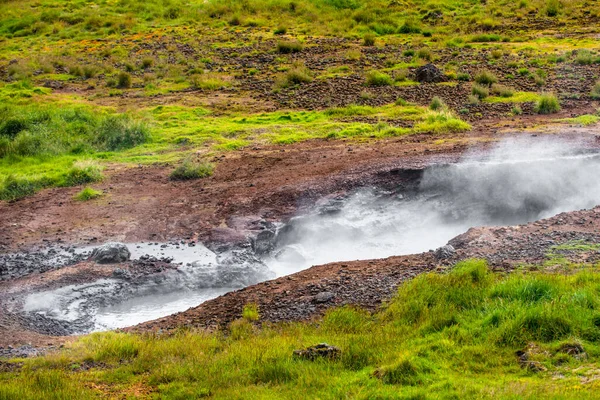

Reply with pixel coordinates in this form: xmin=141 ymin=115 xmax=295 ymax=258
xmin=265 ymin=137 xmax=600 ymax=275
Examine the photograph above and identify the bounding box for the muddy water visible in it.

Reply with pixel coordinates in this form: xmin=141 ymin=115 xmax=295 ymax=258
xmin=19 ymin=138 xmax=600 ymax=333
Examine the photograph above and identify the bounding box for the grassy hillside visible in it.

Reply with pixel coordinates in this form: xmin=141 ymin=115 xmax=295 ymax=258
xmin=3 ymin=260 xmax=600 ymax=398
xmin=2 ymin=0 xmax=600 ymax=200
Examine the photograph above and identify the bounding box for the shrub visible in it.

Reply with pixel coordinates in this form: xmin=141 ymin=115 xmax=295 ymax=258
xmin=491 ymin=84 xmax=513 ymax=97
xmin=457 ymin=72 xmax=470 ymax=81
xmin=95 ymin=116 xmax=150 ymax=151
xmin=395 ymin=97 xmax=408 ymax=106
xmin=533 ymin=74 xmax=545 ymax=87
xmin=365 ymin=70 xmax=393 ymax=87
xmin=362 ymin=33 xmax=376 ymax=46
xmin=274 ymin=26 xmax=287 ymax=35
xmin=490 ymin=49 xmax=503 ymax=60
xmin=535 ymin=93 xmax=560 ymax=114
xmin=276 ymin=41 xmax=302 ymax=54
xmin=429 ymin=96 xmax=446 ymax=111
xmin=590 ymin=81 xmax=600 ymax=99
xmin=69 ymin=65 xmax=83 ymax=77
xmin=75 ymin=187 xmax=102 ymax=201
xmin=470 ymin=34 xmax=501 ymax=43
xmin=472 ymin=84 xmax=489 ymax=99
xmin=474 ymin=70 xmax=498 ymax=86
xmin=170 ymin=159 xmax=214 ymax=181
xmin=228 ymin=15 xmax=241 ymax=26
xmin=403 ymin=49 xmax=415 ymax=57
xmin=116 ymin=72 xmax=131 ymax=88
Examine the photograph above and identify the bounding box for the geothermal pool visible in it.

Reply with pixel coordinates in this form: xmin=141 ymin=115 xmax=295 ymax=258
xmin=20 ymin=137 xmax=600 ymax=333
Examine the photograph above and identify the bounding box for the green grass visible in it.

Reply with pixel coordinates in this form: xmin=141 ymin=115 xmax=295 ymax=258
xmin=5 ymin=260 xmax=600 ymax=398
xmin=557 ymin=114 xmax=600 ymax=126
xmin=0 ymin=96 xmax=470 ymax=201
xmin=74 ymin=187 xmax=102 ymax=201
xmin=364 ymin=70 xmax=393 ymax=87
xmin=485 ymin=91 xmax=541 ymax=103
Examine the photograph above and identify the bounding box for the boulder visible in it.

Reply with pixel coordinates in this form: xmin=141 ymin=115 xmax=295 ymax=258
xmin=435 ymin=244 xmax=455 ymax=260
xmin=92 ymin=243 xmax=131 ymax=264
xmin=293 ymin=343 xmax=341 ymax=361
xmin=414 ymin=63 xmax=447 ymax=83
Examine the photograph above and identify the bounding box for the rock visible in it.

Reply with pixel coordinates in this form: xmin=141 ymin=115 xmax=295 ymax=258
xmin=252 ymin=229 xmax=276 ymax=255
xmin=112 ymin=268 xmax=132 ymax=280
xmin=313 ymin=291 xmax=334 ymax=303
xmin=293 ymin=343 xmax=341 ymax=360
xmin=557 ymin=342 xmax=585 ymax=356
xmin=414 ymin=63 xmax=447 ymax=83
xmin=91 ymin=243 xmax=131 ymax=264
xmin=435 ymin=245 xmax=455 ymax=260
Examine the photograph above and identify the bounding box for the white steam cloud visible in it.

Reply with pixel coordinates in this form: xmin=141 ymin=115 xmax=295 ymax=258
xmin=265 ymin=137 xmax=600 ymax=276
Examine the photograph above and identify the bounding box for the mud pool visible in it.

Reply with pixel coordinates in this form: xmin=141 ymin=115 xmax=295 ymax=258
xmin=14 ymin=137 xmax=600 ymax=334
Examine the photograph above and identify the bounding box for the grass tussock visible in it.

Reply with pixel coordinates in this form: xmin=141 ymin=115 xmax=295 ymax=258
xmin=276 ymin=41 xmax=303 ymax=54
xmin=275 ymin=64 xmax=313 ymax=89
xmin=5 ymin=260 xmax=600 ymax=398
xmin=169 ymin=159 xmax=214 ymax=181
xmin=535 ymin=93 xmax=561 ymax=114
xmin=74 ymin=187 xmax=102 ymax=201
xmin=365 ymin=70 xmax=393 ymax=87
xmin=474 ymin=70 xmax=498 ymax=86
